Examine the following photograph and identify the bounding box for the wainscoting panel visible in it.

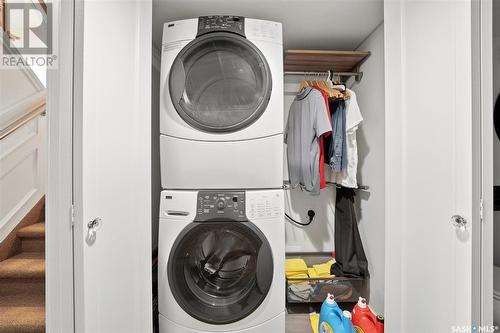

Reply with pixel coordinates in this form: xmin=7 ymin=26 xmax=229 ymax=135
xmin=0 ymin=116 xmax=46 ymax=241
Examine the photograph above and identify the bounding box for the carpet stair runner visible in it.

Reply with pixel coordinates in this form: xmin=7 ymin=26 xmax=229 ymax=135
xmin=0 ymin=222 xmax=45 ymax=332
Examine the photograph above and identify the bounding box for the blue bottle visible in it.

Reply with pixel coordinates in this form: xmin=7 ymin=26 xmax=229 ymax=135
xmin=319 ymin=293 xmax=356 ymax=333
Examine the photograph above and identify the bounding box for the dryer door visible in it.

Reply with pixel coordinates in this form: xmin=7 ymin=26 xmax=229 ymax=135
xmin=167 ymin=221 xmax=273 ymax=324
xmin=168 ymin=32 xmax=272 ymax=133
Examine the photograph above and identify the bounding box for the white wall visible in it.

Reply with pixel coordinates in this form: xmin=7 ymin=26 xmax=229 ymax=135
xmin=0 ymin=72 xmax=45 ymax=129
xmin=351 ymin=23 xmax=385 ymax=314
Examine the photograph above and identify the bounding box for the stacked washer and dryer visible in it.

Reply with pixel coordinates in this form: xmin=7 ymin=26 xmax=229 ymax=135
xmin=158 ymin=16 xmax=286 ymax=333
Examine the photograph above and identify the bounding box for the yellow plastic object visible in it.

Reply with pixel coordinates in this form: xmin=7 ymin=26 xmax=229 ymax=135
xmin=286 ymin=258 xmax=308 ymax=274
xmin=309 ymin=312 xmax=320 ymax=333
xmin=286 ymin=272 xmax=309 ymax=278
xmin=312 ymin=259 xmax=335 ymax=276
xmin=307 ymin=267 xmax=320 ymax=278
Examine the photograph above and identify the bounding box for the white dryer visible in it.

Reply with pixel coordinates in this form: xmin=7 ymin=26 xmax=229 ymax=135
xmin=158 ymin=189 xmax=285 ymax=333
xmin=160 ymin=16 xmax=283 ymax=189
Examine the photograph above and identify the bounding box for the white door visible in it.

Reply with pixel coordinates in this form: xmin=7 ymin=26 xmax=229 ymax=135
xmin=384 ymin=0 xmax=490 ymax=332
xmin=73 ymin=1 xmax=152 ymax=332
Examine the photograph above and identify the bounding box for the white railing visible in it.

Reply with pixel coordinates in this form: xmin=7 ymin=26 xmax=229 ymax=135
xmin=0 ymin=102 xmax=46 ymax=140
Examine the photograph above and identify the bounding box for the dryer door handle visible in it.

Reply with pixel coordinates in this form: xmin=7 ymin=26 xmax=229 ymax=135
xmin=166 ymin=210 xmax=189 ymax=216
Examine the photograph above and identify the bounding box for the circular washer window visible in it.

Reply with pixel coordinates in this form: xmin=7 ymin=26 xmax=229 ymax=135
xmin=167 ymin=221 xmax=273 ymax=325
xmin=169 ymin=32 xmax=272 ymax=133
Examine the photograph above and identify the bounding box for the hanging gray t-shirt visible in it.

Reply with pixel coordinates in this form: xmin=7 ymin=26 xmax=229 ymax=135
xmin=285 ymin=87 xmax=332 ymax=194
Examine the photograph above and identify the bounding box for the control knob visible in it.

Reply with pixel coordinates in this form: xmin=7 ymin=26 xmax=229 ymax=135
xmin=216 ymin=198 xmax=226 ymax=210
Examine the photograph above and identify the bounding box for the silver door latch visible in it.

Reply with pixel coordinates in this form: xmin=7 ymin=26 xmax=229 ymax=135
xmin=451 ymin=215 xmax=467 ymax=230
xmin=87 ymin=217 xmax=101 ymax=244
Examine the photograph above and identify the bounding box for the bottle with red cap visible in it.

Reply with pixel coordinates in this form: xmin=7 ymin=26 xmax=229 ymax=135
xmin=351 ymin=297 xmax=384 ymax=333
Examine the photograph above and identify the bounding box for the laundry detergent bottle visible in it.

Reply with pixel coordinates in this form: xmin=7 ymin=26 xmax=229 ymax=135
xmin=319 ymin=293 xmax=356 ymax=333
xmin=352 ymin=297 xmax=384 ymax=333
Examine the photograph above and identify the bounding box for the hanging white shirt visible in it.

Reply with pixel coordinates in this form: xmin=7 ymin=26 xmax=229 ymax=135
xmin=331 ymin=89 xmax=363 ymax=188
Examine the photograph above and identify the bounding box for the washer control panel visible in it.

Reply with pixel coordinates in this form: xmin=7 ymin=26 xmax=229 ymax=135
xmin=247 ymin=191 xmax=283 ymax=220
xmin=195 ymin=191 xmax=246 ymax=222
xmin=197 ymin=15 xmax=245 ymax=37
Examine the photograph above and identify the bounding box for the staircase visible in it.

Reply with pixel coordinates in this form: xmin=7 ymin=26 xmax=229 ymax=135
xmin=0 ymin=201 xmax=45 ymax=332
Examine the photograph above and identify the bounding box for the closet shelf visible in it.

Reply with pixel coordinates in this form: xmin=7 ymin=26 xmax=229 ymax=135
xmin=284 ymin=49 xmax=371 ymax=81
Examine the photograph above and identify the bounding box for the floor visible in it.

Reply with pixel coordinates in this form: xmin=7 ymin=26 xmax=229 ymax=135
xmin=286 ymin=313 xmax=312 ymax=333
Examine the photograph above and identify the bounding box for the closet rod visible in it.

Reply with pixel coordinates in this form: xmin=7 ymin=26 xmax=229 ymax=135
xmin=284 ymin=71 xmax=363 ymax=78
xmin=283 ymin=181 xmax=369 ymax=191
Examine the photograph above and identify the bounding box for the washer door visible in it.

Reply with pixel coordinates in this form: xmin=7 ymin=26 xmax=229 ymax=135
xmin=167 ymin=221 xmax=274 ymax=325
xmin=168 ymin=32 xmax=272 ymax=133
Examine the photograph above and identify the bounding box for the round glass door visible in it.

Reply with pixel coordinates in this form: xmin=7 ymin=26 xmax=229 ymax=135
xmin=167 ymin=221 xmax=273 ymax=324
xmin=168 ymin=32 xmax=272 ymax=133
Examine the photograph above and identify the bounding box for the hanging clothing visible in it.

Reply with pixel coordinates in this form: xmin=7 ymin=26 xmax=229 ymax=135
xmin=285 ymin=87 xmax=332 ymax=195
xmin=331 ymin=90 xmax=363 ymax=188
xmin=331 ymin=187 xmax=369 ymax=278
xmin=315 ymin=88 xmax=332 ymax=190
xmin=325 ymin=99 xmax=347 ymax=172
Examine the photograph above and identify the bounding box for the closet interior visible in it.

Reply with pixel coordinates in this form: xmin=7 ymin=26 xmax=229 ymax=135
xmin=151 ymin=0 xmax=386 ymax=330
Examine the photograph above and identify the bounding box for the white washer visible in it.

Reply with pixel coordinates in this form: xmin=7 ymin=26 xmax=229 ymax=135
xmin=158 ymin=189 xmax=285 ymax=333
xmin=160 ymin=16 xmax=283 ymax=189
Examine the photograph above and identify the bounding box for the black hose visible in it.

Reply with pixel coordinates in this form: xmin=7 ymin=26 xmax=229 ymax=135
xmin=285 ymin=210 xmax=316 ymax=226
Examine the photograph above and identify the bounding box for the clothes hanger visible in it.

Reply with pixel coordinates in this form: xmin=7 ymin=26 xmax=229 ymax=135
xmin=299 ymin=72 xmax=318 ymax=94
xmin=313 ymin=70 xmax=343 ymax=100
xmin=327 ymin=70 xmax=334 ymax=87
xmin=329 ymin=71 xmax=352 ymax=100
xmin=298 ymin=72 xmax=310 ymax=92
xmin=331 ymin=71 xmax=346 ymax=91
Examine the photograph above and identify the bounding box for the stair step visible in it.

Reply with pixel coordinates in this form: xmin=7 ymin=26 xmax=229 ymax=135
xmin=0 ymin=307 xmax=45 ymax=333
xmin=0 ymin=279 xmax=44 ymax=297
xmin=21 ymin=239 xmax=44 ymax=253
xmin=0 ymin=293 xmax=44 ymax=333
xmin=17 ymin=223 xmax=45 ymax=239
xmin=0 ymin=253 xmax=44 ymax=279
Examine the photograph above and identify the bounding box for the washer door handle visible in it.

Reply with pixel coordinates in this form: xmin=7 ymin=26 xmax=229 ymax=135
xmin=166 ymin=210 xmax=189 ymax=216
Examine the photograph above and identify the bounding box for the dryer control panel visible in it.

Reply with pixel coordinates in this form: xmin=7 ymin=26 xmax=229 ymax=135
xmin=197 ymin=15 xmax=245 ymax=37
xmin=195 ymin=191 xmax=247 ymax=222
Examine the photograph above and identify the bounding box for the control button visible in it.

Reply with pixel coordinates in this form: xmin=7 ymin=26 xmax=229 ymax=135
xmin=216 ymin=198 xmax=226 ymax=210
xmin=232 ymin=197 xmax=238 ymax=202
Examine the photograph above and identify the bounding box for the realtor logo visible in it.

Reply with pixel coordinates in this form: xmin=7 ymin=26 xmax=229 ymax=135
xmin=2 ymin=2 xmax=52 ymax=54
